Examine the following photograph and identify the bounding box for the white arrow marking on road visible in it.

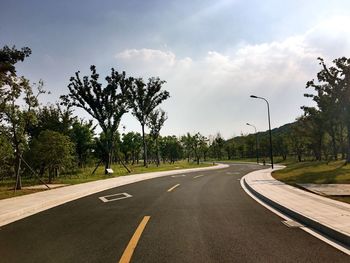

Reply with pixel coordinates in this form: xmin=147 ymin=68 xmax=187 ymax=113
xmin=99 ymin=192 xmax=132 ymax=203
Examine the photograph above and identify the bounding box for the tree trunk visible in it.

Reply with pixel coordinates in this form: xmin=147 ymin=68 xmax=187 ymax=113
xmin=141 ymin=124 xmax=148 ymax=167
xmin=329 ymin=126 xmax=338 ymax=160
xmin=48 ymin=168 xmax=53 ymax=184
xmin=340 ymin=123 xmax=346 ymax=159
xmin=155 ymin=138 xmax=160 ymax=166
xmin=132 ymin=151 xmax=135 ymax=165
xmin=347 ymin=124 xmax=350 ymax=164
xmin=297 ymin=154 xmax=302 ymax=162
xmin=14 ymin=150 xmax=22 ymax=190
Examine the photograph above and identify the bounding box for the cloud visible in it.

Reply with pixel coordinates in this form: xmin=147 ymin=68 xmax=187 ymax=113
xmin=116 ymin=49 xmax=183 ymax=73
xmin=115 ymin=16 xmax=350 ymax=138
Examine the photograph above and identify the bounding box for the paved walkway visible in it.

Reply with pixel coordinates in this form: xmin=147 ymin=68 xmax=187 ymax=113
xmin=0 ymin=164 xmax=228 ymax=227
xmin=243 ymin=166 xmax=350 ymax=246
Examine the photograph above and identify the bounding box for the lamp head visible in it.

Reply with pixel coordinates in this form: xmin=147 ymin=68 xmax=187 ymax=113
xmin=250 ymin=95 xmax=258 ymax=98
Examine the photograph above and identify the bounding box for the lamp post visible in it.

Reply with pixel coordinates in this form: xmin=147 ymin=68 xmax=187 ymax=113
xmin=246 ymin=123 xmax=259 ymax=164
xmin=250 ymin=95 xmax=274 ymax=169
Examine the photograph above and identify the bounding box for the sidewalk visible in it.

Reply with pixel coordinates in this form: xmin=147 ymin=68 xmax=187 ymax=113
xmin=243 ymin=166 xmax=350 ymax=247
xmin=0 ymin=163 xmax=228 ymax=227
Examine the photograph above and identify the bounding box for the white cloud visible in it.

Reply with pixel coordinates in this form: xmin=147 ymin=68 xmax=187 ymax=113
xmin=116 ymin=48 xmax=177 ymax=70
xmin=116 ymin=17 xmax=350 ymax=138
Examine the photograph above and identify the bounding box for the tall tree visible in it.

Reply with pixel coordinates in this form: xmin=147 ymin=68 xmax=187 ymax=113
xmin=0 ymin=46 xmax=45 ymax=189
xmin=61 ymin=66 xmax=132 ymax=173
xmin=126 ymin=77 xmax=169 ymax=167
xmin=147 ymin=109 xmax=168 ymax=166
xmin=303 ymin=57 xmax=350 ymax=162
xmin=211 ymin=133 xmax=225 ymax=160
xmin=192 ymin=133 xmax=208 ymax=164
xmin=181 ymin=133 xmax=194 ymax=162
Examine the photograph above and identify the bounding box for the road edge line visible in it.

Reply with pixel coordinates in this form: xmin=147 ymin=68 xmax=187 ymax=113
xmin=240 ymin=176 xmax=350 ymax=255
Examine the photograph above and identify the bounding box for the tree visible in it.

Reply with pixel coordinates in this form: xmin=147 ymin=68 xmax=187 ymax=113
xmin=302 ymin=57 xmax=350 ymax=162
xmin=0 ymin=45 xmax=31 ymax=88
xmin=120 ymin=132 xmax=142 ymax=165
xmin=181 ymin=133 xmax=194 ymax=162
xmin=125 ymin=77 xmax=169 ymax=167
xmin=224 ymin=141 xmax=236 ymax=160
xmin=159 ymin=136 xmax=183 ymax=163
xmin=28 ymin=103 xmax=74 ymax=139
xmin=61 ymin=66 xmax=132 ymax=173
xmin=0 ymin=129 xmax=13 ymax=179
xmin=70 ymin=120 xmax=95 ymax=168
xmin=0 ymin=46 xmax=44 ymax=189
xmin=30 ymin=130 xmax=74 ymax=183
xmin=211 ymin=133 xmax=225 ymax=160
xmin=192 ymin=133 xmax=208 ymax=164
xmin=147 ymin=109 xmax=168 ymax=166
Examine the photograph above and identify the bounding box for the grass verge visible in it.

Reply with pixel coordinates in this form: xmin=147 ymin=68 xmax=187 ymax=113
xmin=0 ymin=161 xmax=212 ymax=200
xmin=272 ymin=160 xmax=350 ymax=204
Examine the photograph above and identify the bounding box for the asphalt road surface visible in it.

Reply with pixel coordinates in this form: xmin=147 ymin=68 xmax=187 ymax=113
xmin=0 ymin=163 xmax=348 ymax=262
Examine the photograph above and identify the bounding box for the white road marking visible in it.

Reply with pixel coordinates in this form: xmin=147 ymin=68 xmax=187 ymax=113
xmin=171 ymin=174 xmax=187 ymax=178
xmin=240 ymin=176 xmax=350 ymax=256
xmin=99 ymin=193 xmax=132 ymax=203
xmin=193 ymin=175 xmax=205 ymax=179
xmin=226 ymin=172 xmax=240 ymax=175
xmin=167 ymin=184 xmax=180 ymax=192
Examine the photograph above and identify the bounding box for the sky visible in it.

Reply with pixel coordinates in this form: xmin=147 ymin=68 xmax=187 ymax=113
xmin=2 ymin=0 xmax=350 ymax=139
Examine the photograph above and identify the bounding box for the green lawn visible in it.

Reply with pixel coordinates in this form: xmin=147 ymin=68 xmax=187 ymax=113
xmin=272 ymin=160 xmax=350 ymax=185
xmin=0 ymin=160 xmax=212 ymax=200
xmin=272 ymin=160 xmax=350 ymax=204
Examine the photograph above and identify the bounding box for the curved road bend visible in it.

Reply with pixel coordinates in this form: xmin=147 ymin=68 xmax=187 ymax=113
xmin=0 ymin=163 xmax=348 ymax=262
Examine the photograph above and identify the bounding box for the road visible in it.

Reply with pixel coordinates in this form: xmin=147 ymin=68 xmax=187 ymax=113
xmin=0 ymin=163 xmax=348 ymax=262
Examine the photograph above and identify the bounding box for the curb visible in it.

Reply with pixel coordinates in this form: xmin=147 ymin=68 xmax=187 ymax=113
xmin=0 ymin=163 xmax=229 ymax=227
xmin=243 ymin=176 xmax=350 ymax=247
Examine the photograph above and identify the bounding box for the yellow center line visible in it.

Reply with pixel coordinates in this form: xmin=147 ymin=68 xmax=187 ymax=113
xmin=193 ymin=175 xmax=205 ymax=179
xmin=118 ymin=216 xmax=151 ymax=263
xmin=167 ymin=184 xmax=180 ymax=192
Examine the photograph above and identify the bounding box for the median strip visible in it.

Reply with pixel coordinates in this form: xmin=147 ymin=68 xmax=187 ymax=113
xmin=167 ymin=184 xmax=180 ymax=192
xmin=119 ymin=216 xmax=151 ymax=263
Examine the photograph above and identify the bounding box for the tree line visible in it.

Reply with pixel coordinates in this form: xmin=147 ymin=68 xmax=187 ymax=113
xmin=0 ymin=45 xmax=227 ymax=190
xmin=225 ymin=57 xmax=350 ymax=164
xmin=2 ymin=45 xmax=349 ymax=190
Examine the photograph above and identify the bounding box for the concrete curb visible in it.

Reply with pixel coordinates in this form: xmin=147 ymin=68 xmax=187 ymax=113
xmin=0 ymin=163 xmax=229 ymax=227
xmin=243 ymin=169 xmax=350 ymax=247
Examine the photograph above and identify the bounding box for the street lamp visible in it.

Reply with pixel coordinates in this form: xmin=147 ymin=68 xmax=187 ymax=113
xmin=246 ymin=123 xmax=259 ymax=164
xmin=250 ymin=95 xmax=274 ymax=169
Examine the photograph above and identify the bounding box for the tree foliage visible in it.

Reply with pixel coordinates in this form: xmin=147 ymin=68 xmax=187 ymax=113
xmin=61 ymin=66 xmax=132 ymax=172
xmin=147 ymin=109 xmax=168 ymax=166
xmin=125 ymin=77 xmax=169 ymax=167
xmin=0 ymin=46 xmax=45 ymax=189
xmin=30 ymin=130 xmax=74 ymax=183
